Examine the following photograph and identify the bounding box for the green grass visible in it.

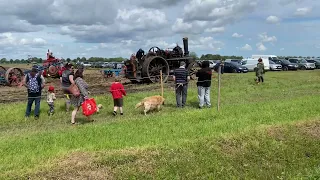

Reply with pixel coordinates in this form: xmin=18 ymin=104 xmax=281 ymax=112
xmin=1 ymin=70 xmax=320 ymax=179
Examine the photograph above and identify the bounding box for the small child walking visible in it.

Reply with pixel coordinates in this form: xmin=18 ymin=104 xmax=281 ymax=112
xmin=109 ymin=77 xmax=126 ymax=116
xmin=47 ymin=86 xmax=56 ymax=115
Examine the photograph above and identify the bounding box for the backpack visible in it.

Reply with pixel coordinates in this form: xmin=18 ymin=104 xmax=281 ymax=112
xmin=26 ymin=73 xmax=42 ymax=93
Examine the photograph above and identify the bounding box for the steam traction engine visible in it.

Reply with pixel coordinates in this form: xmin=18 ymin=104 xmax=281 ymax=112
xmin=124 ymin=37 xmax=201 ymax=83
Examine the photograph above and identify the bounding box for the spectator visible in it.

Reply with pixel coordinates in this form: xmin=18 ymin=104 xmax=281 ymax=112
xmin=173 ymin=61 xmax=190 ymax=108
xmin=60 ymin=63 xmax=75 ymax=112
xmin=46 ymin=85 xmax=56 ymax=116
xmin=22 ymin=67 xmax=45 ymax=120
xmin=196 ymin=61 xmax=212 ymax=108
xmin=110 ymin=77 xmax=126 ymax=116
xmin=255 ymin=58 xmax=265 ymax=84
xmin=70 ymin=69 xmax=92 ymax=124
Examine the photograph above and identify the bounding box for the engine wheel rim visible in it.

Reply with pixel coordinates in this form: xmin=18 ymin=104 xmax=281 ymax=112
xmin=146 ymin=58 xmax=169 ymax=83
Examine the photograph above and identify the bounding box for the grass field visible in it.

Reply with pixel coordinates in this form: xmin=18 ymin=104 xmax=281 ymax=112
xmin=1 ymin=70 xmax=320 ymax=179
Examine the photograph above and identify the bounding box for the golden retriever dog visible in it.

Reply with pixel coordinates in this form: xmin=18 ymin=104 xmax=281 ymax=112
xmin=135 ymin=95 xmax=165 ymax=115
xmin=96 ymin=104 xmax=103 ymax=113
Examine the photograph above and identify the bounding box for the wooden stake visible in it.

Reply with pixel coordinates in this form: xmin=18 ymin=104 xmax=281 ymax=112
xmin=160 ymin=70 xmax=164 ymax=97
xmin=217 ymin=62 xmax=222 ymax=111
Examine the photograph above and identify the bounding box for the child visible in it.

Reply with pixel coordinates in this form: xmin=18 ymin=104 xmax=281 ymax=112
xmin=109 ymin=77 xmax=126 ymax=116
xmin=47 ymin=85 xmax=56 ymax=115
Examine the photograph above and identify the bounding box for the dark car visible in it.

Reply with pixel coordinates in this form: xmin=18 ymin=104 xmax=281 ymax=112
xmin=272 ymin=59 xmax=298 ymax=71
xmin=306 ymin=59 xmax=320 ymax=69
xmin=214 ymin=61 xmax=248 ymax=73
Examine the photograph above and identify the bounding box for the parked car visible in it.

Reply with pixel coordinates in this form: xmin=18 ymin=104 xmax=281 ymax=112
xmin=306 ymin=59 xmax=320 ymax=69
xmin=213 ymin=61 xmax=248 ymax=73
xmin=272 ymin=59 xmax=298 ymax=71
xmin=225 ymin=59 xmax=243 ymax=64
xmin=288 ymin=58 xmax=315 ymax=70
xmin=269 ymin=60 xmax=282 ymax=71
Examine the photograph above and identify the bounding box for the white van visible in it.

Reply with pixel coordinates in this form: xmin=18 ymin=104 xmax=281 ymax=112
xmin=241 ymin=58 xmax=270 ymax=71
xmin=252 ymin=55 xmax=278 ymax=61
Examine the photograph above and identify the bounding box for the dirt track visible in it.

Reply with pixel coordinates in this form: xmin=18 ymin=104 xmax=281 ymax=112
xmin=0 ymin=68 xmax=173 ymax=104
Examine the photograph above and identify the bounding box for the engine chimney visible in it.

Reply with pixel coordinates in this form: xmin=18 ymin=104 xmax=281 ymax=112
xmin=183 ymin=37 xmax=189 ymax=56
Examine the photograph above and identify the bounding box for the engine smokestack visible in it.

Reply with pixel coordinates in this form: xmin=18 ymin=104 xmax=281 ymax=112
xmin=183 ymin=37 xmax=189 ymax=56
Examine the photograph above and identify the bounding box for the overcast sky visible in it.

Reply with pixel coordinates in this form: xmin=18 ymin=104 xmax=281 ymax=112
xmin=0 ymin=0 xmax=319 ymax=59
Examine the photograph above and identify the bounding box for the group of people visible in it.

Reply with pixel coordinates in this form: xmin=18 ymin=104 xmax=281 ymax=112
xmin=21 ymin=58 xmax=264 ymax=123
xmin=173 ymin=61 xmax=212 ymax=109
xmin=22 ymin=62 xmax=127 ymax=125
xmin=172 ymin=58 xmax=265 ymax=108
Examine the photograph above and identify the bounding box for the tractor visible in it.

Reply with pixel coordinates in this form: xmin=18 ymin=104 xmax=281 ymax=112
xmin=0 ymin=66 xmax=25 ymax=86
xmin=41 ymin=49 xmax=65 ymax=78
xmin=124 ymin=37 xmax=201 ymax=83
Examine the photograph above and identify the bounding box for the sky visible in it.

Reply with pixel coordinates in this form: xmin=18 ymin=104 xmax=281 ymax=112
xmin=0 ymin=0 xmax=319 ymax=60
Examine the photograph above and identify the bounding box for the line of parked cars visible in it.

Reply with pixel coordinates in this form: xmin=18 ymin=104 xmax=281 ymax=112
xmin=205 ymin=57 xmax=320 ymax=74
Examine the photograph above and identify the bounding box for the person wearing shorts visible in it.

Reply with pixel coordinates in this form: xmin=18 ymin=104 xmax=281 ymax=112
xmin=109 ymin=77 xmax=126 ymax=116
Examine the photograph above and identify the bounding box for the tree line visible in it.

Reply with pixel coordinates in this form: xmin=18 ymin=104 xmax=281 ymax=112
xmin=0 ymin=53 xmax=319 ymax=64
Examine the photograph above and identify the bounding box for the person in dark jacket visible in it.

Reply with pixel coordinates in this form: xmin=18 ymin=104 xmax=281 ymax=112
xmin=196 ymin=61 xmax=212 ymax=108
xmin=173 ymin=61 xmax=190 ymax=108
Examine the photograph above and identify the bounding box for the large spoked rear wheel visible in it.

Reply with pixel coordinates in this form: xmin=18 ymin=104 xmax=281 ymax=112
xmin=188 ymin=61 xmax=201 ymax=80
xmin=142 ymin=56 xmax=169 ymax=83
xmin=5 ymin=67 xmax=24 ymax=86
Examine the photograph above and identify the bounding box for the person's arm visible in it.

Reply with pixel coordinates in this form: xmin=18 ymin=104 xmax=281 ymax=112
xmin=60 ymin=77 xmax=62 ymax=84
xmin=40 ymin=75 xmax=45 ymax=89
xmin=120 ymin=84 xmax=126 ymax=96
xmin=69 ymin=74 xmax=75 ymax=84
xmin=77 ymin=79 xmax=89 ymax=98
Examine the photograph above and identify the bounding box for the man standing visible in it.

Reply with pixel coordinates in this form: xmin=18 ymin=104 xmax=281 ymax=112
xmin=173 ymin=61 xmax=190 ymax=108
xmin=22 ymin=67 xmax=45 ymax=119
xmin=196 ymin=61 xmax=212 ymax=108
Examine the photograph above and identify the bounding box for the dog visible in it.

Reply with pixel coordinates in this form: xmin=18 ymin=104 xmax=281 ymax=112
xmin=135 ymin=95 xmax=165 ymax=115
xmin=96 ymin=104 xmax=103 ymax=113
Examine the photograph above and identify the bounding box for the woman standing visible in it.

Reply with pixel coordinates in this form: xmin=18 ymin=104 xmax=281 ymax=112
xmin=70 ymin=69 xmax=92 ymax=124
xmin=255 ymin=58 xmax=265 ymax=84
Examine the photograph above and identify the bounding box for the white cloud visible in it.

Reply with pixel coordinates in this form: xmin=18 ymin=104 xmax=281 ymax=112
xmin=189 ymin=36 xmax=224 ymax=51
xmin=232 ymin=33 xmax=243 ymax=38
xmin=204 ymin=27 xmax=225 ymax=33
xmin=256 ymin=43 xmax=267 ymax=51
xmin=294 ymin=7 xmax=312 ymax=16
xmin=280 ymin=48 xmax=285 ymax=51
xmin=258 ymin=32 xmax=277 ymax=42
xmin=241 ymin=44 xmax=252 ymax=51
xmin=266 ymin=15 xmax=280 ymax=24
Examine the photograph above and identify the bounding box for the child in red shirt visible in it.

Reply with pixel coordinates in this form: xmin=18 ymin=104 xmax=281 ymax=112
xmin=109 ymin=77 xmax=126 ymax=116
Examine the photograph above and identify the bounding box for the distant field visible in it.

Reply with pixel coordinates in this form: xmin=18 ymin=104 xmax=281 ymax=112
xmin=1 ymin=70 xmax=320 ymax=179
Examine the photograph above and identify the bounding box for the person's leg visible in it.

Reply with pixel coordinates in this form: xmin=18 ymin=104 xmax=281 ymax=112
xmin=198 ymin=86 xmax=205 ymax=108
xmin=65 ymin=94 xmax=71 ymax=112
xmin=204 ymin=87 xmax=211 ymax=107
xmin=119 ymin=98 xmax=123 ymax=115
xmin=175 ymin=85 xmax=182 ymax=107
xmin=25 ymin=97 xmax=33 ymax=118
xmin=113 ymin=99 xmax=118 ymax=115
xmin=71 ymin=107 xmax=79 ymax=124
xmin=34 ymin=97 xmax=41 ymax=119
xmin=182 ymin=84 xmax=188 ymax=107
xmin=261 ymin=76 xmax=264 ymax=83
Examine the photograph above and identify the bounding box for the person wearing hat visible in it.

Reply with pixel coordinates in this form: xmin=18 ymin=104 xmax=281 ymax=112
xmin=47 ymin=85 xmax=56 ymax=116
xmin=22 ymin=67 xmax=45 ymax=119
xmin=173 ymin=61 xmax=190 ymax=108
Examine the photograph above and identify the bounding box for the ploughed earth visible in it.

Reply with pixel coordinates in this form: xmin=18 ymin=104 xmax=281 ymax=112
xmin=0 ymin=68 xmax=173 ymax=103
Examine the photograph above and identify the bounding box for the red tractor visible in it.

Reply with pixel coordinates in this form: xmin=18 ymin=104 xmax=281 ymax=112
xmin=42 ymin=49 xmax=65 ymax=78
